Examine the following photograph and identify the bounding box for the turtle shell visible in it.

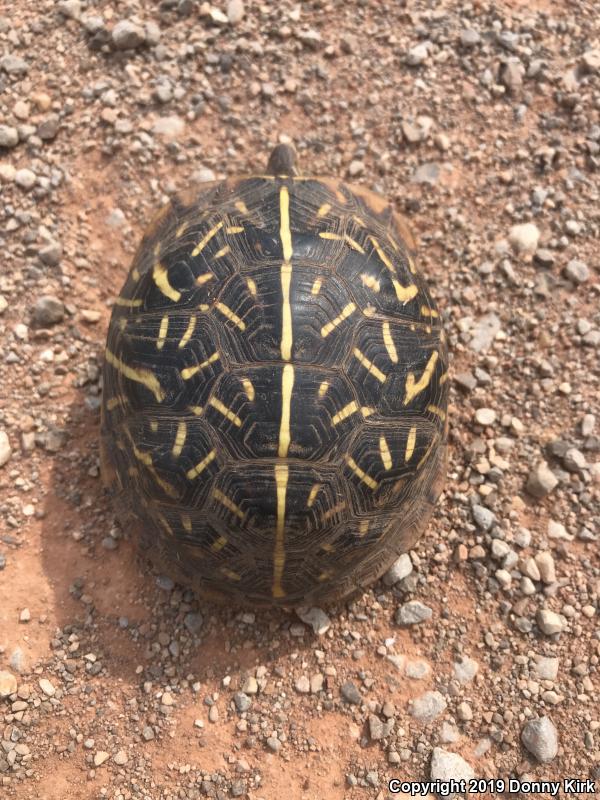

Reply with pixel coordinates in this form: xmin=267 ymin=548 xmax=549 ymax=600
xmin=100 ymin=161 xmax=449 ymax=606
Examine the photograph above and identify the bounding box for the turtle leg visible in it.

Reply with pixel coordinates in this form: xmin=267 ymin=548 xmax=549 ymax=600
xmin=266 ymin=144 xmax=298 ymax=176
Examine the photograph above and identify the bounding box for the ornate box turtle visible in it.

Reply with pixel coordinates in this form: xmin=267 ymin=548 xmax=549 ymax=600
xmin=100 ymin=145 xmax=449 ymax=606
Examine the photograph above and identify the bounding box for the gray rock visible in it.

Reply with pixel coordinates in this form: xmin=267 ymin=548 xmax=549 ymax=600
xmin=142 ymin=725 xmax=155 ymax=741
xmin=564 ymin=259 xmax=589 ymax=284
xmin=295 ymin=606 xmax=331 ymax=635
xmin=521 ymin=716 xmax=558 ymax=762
xmin=39 ymin=240 xmax=62 ymax=266
xmin=295 ymin=676 xmax=310 ymax=694
xmin=0 ymin=431 xmax=11 ymax=468
xmin=81 ymin=15 xmax=105 ymax=34
xmin=500 ymin=59 xmax=525 ymax=92
xmin=470 ymin=313 xmax=501 ymax=352
xmin=266 ymin=736 xmax=281 ymax=752
xmin=412 ymin=162 xmax=440 ymax=185
xmin=183 ymin=612 xmax=203 ymax=635
xmin=582 ymin=48 xmax=600 ymax=74
xmin=111 ymin=20 xmax=146 ymax=50
xmin=15 ymin=168 xmax=37 ymax=189
xmin=460 ymin=29 xmax=481 ymax=48
xmin=37 ymin=115 xmax=60 ymax=141
xmin=58 ymin=0 xmax=81 ymax=19
xmin=1 ymin=55 xmax=29 ymax=74
xmin=472 ymin=505 xmax=495 ymax=531
xmin=431 ymin=748 xmax=475 ymax=784
xmin=410 ymin=690 xmax=447 ymax=722
xmin=407 ymin=42 xmax=429 ymax=66
xmin=113 ymin=750 xmax=128 ymax=765
xmin=395 ymin=601 xmax=433 ymax=626
xmin=453 ymin=657 xmax=479 ymax=684
xmin=340 ymin=681 xmax=361 ymax=705
xmin=152 ymin=116 xmax=185 ymax=139
xmin=233 ymin=692 xmax=251 ymax=712
xmin=383 ymin=553 xmax=413 ymax=586
xmin=32 ymin=296 xmax=64 ymax=327
xmin=533 ymin=656 xmax=559 ymax=681
xmin=368 ymin=714 xmax=386 ymax=740
xmin=526 ymin=462 xmax=558 ymax=498
xmin=0 ymin=125 xmax=19 ymax=148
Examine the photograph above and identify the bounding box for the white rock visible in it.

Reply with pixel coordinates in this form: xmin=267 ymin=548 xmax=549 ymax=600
xmin=0 ymin=670 xmax=18 ymax=698
xmin=152 ymin=116 xmax=185 ymax=139
xmin=533 ymin=655 xmax=559 ymax=681
xmin=39 ymin=678 xmax=56 ymax=697
xmin=407 ymin=42 xmax=429 ymax=66
xmin=430 ymin=747 xmax=475 ymax=784
xmin=536 ymin=609 xmax=566 ymax=635
xmin=474 ymin=407 xmax=496 ymax=426
xmin=409 ymin=690 xmax=447 ymax=722
xmin=227 ymin=0 xmax=245 ymax=25
xmin=15 ymin=168 xmax=37 ymax=189
xmin=94 ymin=751 xmax=110 ymax=767
xmin=0 ymin=430 xmax=12 ymax=467
xmin=383 ymin=553 xmax=413 ymax=586
xmin=534 ymin=551 xmax=556 ymax=584
xmin=509 ymin=222 xmax=540 ymax=254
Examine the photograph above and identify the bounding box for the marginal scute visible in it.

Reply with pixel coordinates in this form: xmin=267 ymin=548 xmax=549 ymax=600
xmin=101 ymin=170 xmax=448 ymax=606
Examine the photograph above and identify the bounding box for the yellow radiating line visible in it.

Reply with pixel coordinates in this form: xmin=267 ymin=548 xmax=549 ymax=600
xmin=405 ymin=426 xmax=417 ymax=462
xmin=418 ymin=437 xmax=436 ymax=469
xmin=317 ymin=203 xmax=331 ymax=217
xmin=369 ymin=235 xmax=394 ymax=271
xmin=226 ymin=226 xmax=244 ymax=234
xmin=188 ymin=405 xmax=203 ymax=415
xmin=321 ymin=302 xmax=356 ymax=338
xmin=427 ymin=404 xmax=446 ymax=421
xmin=105 ymin=348 xmax=164 ymax=402
xmin=131 ymin=268 xmax=141 ymax=281
xmin=242 ymin=378 xmax=255 ymax=401
xmin=179 ymin=316 xmax=196 ymax=349
xmin=115 ymin=296 xmax=142 ymax=308
xmin=131 ymin=443 xmax=177 ymax=498
xmin=157 ymin=512 xmax=174 ymax=537
xmin=153 ymin=262 xmax=181 ymax=302
xmin=221 ymin=567 xmax=241 ymax=581
xmin=106 ymin=397 xmax=122 ymax=411
xmin=191 ymin=221 xmax=223 ymax=256
xmin=215 ymin=301 xmax=246 ymax=331
xmin=199 ymin=304 xmax=209 ymax=311
xmin=156 ymin=315 xmax=169 ymax=350
xmin=420 ymin=305 xmax=439 ymax=318
xmin=235 ymin=200 xmax=248 ymax=214
xmin=150 ymin=420 xmax=158 ymax=433
xmin=318 ymin=380 xmax=329 ymax=398
xmin=196 ymin=272 xmax=214 ymax=285
xmin=407 ymin=253 xmax=417 ymax=274
xmin=323 ymin=501 xmax=346 ymax=521
xmin=186 ymin=449 xmax=216 ymax=479
xmin=345 ymin=235 xmax=365 ymax=253
xmin=386 ymin=232 xmax=400 ymax=252
xmin=211 ymin=536 xmax=227 ymax=552
xmin=307 ymin=483 xmax=321 ymax=508
xmin=440 ymin=371 xmax=448 ymax=384
xmin=279 ymin=187 xmax=293 ymax=261
xmin=272 ymin=464 xmax=289 ymax=598
xmin=361 ymin=406 xmax=374 ymax=418
xmin=379 ymin=435 xmax=392 ymax=470
xmin=181 ymin=351 xmax=220 ymax=380
xmin=391 ymin=277 xmax=419 ymax=304
xmin=353 ymin=348 xmax=387 ymax=383
xmin=359 ymin=520 xmax=370 ymax=536
xmin=382 ymin=321 xmax=398 ymax=363
xmin=213 ymin=488 xmax=245 ymax=520
xmin=353 ymin=215 xmax=366 ymax=227
xmin=209 ymin=396 xmax=242 ymax=427
xmin=214 ymin=245 xmax=231 ymax=259
xmin=345 ymin=455 xmax=378 ymax=489
xmin=172 ymin=421 xmax=187 ymax=457
xmin=278 ymin=364 xmax=294 ymax=458
xmin=319 ymin=231 xmax=343 ymax=242
xmin=361 ymin=273 xmax=381 ymax=292
xmin=176 ymin=221 xmax=189 ymax=238
xmin=404 ymin=351 xmax=439 ymax=404
xmin=181 ymin=514 xmax=192 ymax=533
xmin=311 ymin=277 xmax=322 ymax=295
xmin=280 ymin=262 xmax=293 ymax=360
xmin=246 ymin=277 xmax=257 ymax=296
xmin=332 ymin=401 xmax=358 ymax=426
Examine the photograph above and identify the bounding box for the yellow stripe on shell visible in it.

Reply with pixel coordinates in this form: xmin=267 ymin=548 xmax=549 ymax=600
xmin=209 ymin=396 xmax=242 ymax=427
xmin=352 ymin=348 xmax=387 ymax=383
xmin=153 ymin=262 xmax=181 ymax=302
xmin=321 ymin=302 xmax=356 ymax=338
xmin=404 ymin=351 xmax=439 ymax=405
xmin=278 ymin=364 xmax=294 ymax=458
xmin=105 ymin=348 xmax=164 ymax=402
xmin=382 ymin=321 xmax=398 ymax=363
xmin=186 ymin=450 xmax=216 ymax=479
xmin=215 ymin=301 xmax=246 ymax=331
xmin=272 ymin=463 xmax=289 ymax=598
xmin=180 ymin=351 xmax=220 ymax=380
xmin=191 ymin=221 xmax=223 ymax=256
xmin=345 ymin=455 xmax=378 ymax=489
